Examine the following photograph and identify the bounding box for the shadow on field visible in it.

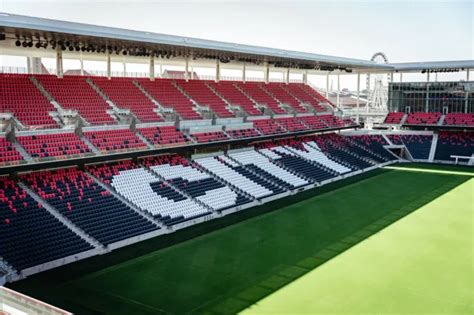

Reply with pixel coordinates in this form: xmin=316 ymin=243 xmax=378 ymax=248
xmin=8 ymin=167 xmax=471 ymax=315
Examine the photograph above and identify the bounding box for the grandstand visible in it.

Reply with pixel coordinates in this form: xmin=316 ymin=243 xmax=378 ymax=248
xmin=0 ymin=12 xmax=472 ymax=315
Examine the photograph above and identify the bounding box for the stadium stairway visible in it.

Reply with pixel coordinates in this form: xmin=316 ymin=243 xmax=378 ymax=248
xmin=17 ymin=182 xmax=103 ymax=249
xmin=11 ymin=141 xmax=33 ymax=162
xmin=80 ymin=134 xmax=102 ymax=155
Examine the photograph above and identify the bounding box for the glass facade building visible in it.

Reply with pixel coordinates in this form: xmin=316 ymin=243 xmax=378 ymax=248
xmin=388 ymin=81 xmax=474 ymax=113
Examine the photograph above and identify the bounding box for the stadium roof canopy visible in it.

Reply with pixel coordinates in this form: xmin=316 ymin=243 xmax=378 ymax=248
xmin=0 ymin=12 xmax=472 ymax=74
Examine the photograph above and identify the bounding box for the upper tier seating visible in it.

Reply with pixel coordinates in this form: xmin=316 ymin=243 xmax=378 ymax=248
xmin=262 ymin=83 xmax=307 ymax=113
xmin=91 ymin=77 xmax=163 ymax=123
xmin=226 ymin=128 xmax=260 ymax=139
xmin=384 ymin=112 xmax=405 ymax=124
xmin=347 ymin=135 xmax=396 ymax=161
xmin=235 ymin=82 xmax=286 ymax=114
xmin=284 ymin=84 xmax=327 ymax=112
xmin=297 ymin=83 xmax=334 ymax=107
xmin=252 ymin=118 xmax=287 ymax=135
xmin=208 ymin=81 xmax=262 ymax=115
xmin=137 ymin=125 xmax=189 ymax=146
xmin=443 ymin=113 xmax=474 ymax=126
xmin=0 ymin=74 xmax=57 ymax=127
xmin=388 ymin=134 xmax=432 ymax=159
xmin=434 ymin=131 xmax=474 ymax=161
xmin=16 ymin=132 xmax=90 ymax=159
xmin=176 ymin=80 xmax=234 ymax=117
xmin=35 ymin=75 xmax=114 ymax=125
xmin=92 ymin=157 xmax=210 ymax=225
xmin=228 ymin=150 xmax=308 ymax=189
xmin=83 ymin=129 xmax=147 ymax=152
xmin=191 ymin=131 xmax=229 ymax=143
xmin=0 ymin=137 xmax=23 ymax=165
xmin=319 ymin=114 xmax=346 ymax=128
xmin=149 ymin=158 xmax=251 ymax=211
xmin=195 ymin=156 xmax=274 ymax=199
xmin=282 ymin=141 xmax=352 ymax=174
xmin=0 ymin=177 xmax=93 ymax=270
xmin=297 ymin=115 xmax=328 ymax=130
xmin=275 ymin=117 xmax=308 ymax=132
xmin=22 ymin=168 xmax=158 ymax=245
xmin=405 ymin=112 xmax=441 ymax=125
xmin=260 ymin=146 xmax=336 ymax=183
xmin=137 ymin=79 xmax=201 ymax=120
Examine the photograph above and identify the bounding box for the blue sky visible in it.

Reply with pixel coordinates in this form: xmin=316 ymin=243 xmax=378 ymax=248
xmin=0 ymin=0 xmax=472 ymax=88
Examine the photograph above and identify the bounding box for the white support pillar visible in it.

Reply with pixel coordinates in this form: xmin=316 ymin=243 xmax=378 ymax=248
xmin=264 ymin=61 xmax=269 ymax=84
xmin=149 ymin=55 xmax=155 ymax=81
xmin=400 ymin=72 xmax=403 ymax=83
xmin=303 ymin=71 xmax=308 ymax=84
xmin=55 ymin=47 xmax=63 ymax=78
xmin=465 ymin=69 xmax=470 ymax=113
xmin=215 ymin=59 xmax=221 ymax=83
xmin=27 ymin=57 xmax=42 ymax=74
xmin=325 ymin=73 xmax=329 ymax=98
xmin=122 ymin=57 xmax=127 ymax=76
xmin=242 ymin=63 xmax=246 ymax=83
xmin=356 ymin=73 xmax=360 ymax=124
xmin=467 ymin=68 xmax=470 ymax=81
xmin=80 ymin=54 xmax=84 ymax=76
xmin=106 ymin=52 xmax=111 ymax=80
xmin=158 ymin=61 xmax=163 ymax=78
xmin=425 ymin=72 xmax=430 ymax=112
xmin=285 ymin=68 xmax=290 ymax=84
xmin=184 ymin=57 xmax=189 ymax=82
xmin=336 ymin=73 xmax=340 ymax=108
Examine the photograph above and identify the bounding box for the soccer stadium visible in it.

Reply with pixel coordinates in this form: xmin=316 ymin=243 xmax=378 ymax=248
xmin=0 ymin=2 xmax=472 ymax=314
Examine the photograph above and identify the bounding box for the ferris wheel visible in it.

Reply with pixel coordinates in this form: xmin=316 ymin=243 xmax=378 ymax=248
xmin=366 ymin=52 xmax=389 ymax=111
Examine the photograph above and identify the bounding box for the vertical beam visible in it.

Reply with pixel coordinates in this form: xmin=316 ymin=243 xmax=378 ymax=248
xmin=149 ymin=55 xmax=155 ymax=81
xmin=184 ymin=57 xmax=189 ymax=82
xmin=159 ymin=61 xmax=163 ymax=78
xmin=325 ymin=73 xmax=329 ymax=98
xmin=122 ymin=56 xmax=127 ymax=76
xmin=400 ymin=72 xmax=403 ymax=83
xmin=106 ymin=52 xmax=111 ymax=80
xmin=302 ymin=71 xmax=308 ymax=84
xmin=285 ymin=68 xmax=290 ymax=84
xmin=356 ymin=73 xmax=360 ymax=124
xmin=263 ymin=61 xmax=269 ymax=84
xmin=55 ymin=47 xmax=63 ymax=78
xmin=215 ymin=59 xmax=221 ymax=83
xmin=242 ymin=63 xmax=246 ymax=83
xmin=336 ymin=73 xmax=340 ymax=108
xmin=425 ymin=72 xmax=430 ymax=112
xmin=80 ymin=54 xmax=84 ymax=76
xmin=465 ymin=69 xmax=470 ymax=113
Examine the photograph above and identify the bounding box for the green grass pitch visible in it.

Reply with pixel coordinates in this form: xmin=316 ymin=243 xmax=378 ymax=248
xmin=9 ymin=164 xmax=473 ymax=314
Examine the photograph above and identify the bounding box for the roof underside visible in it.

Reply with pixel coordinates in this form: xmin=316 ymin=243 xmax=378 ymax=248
xmin=0 ymin=13 xmax=472 ymax=73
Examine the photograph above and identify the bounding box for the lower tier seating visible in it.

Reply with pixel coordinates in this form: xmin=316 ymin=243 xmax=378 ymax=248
xmin=22 ymin=168 xmax=158 ymax=245
xmin=228 ymin=150 xmax=309 ymax=189
xmin=261 ymin=147 xmax=337 ymax=183
xmin=0 ymin=177 xmax=93 ymax=270
xmin=195 ymin=156 xmax=274 ymax=199
xmin=347 ymin=135 xmax=396 ymax=161
xmin=434 ymin=132 xmax=474 ymax=161
xmin=16 ymin=132 xmax=90 ymax=159
xmin=0 ymin=137 xmax=23 ymax=164
xmin=83 ymin=129 xmax=147 ymax=152
xmin=89 ymin=158 xmax=211 ymax=225
xmin=388 ymin=134 xmax=432 ymax=160
xmin=150 ymin=161 xmax=251 ymax=211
